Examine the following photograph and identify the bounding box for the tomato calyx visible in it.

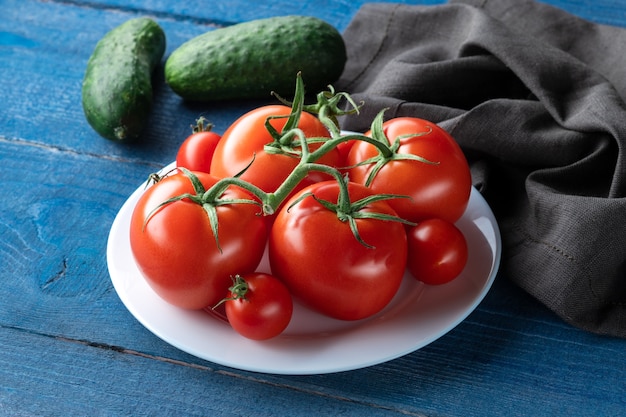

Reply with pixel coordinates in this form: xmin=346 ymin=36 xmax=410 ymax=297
xmin=352 ymin=110 xmax=439 ymax=186
xmin=263 ymin=77 xmax=306 ymax=158
xmin=227 ymin=274 xmax=249 ymax=299
xmin=273 ymin=74 xmax=362 ymax=136
xmin=263 ymin=73 xmax=317 ymax=158
xmin=213 ymin=274 xmax=249 ymax=309
xmin=191 ymin=116 xmax=213 ymax=134
xmin=288 ymin=176 xmax=415 ymax=249
xmin=306 ymin=84 xmax=362 ymax=136
xmin=265 ymin=72 xmax=362 ymax=158
xmin=143 ymin=168 xmax=262 ymax=252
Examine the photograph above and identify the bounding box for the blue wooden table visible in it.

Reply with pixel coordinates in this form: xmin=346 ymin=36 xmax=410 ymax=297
xmin=1 ymin=0 xmax=625 ymax=415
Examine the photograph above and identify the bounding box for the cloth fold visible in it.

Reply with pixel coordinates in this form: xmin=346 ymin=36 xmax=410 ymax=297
xmin=336 ymin=0 xmax=626 ymax=337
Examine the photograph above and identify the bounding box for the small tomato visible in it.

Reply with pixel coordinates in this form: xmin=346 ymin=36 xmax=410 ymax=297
xmin=407 ymin=218 xmax=468 ymax=285
xmin=223 ymin=273 xmax=293 ymax=341
xmin=176 ymin=117 xmax=221 ymax=173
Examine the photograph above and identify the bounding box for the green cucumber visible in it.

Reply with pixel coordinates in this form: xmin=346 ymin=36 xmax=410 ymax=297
xmin=164 ymin=15 xmax=346 ymax=101
xmin=82 ymin=18 xmax=166 ymax=141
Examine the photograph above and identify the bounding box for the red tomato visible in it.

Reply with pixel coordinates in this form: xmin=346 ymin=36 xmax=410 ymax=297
xmin=336 ymin=138 xmax=356 ymax=166
xmin=176 ymin=121 xmax=221 ymax=173
xmin=407 ymin=218 xmax=468 ymax=285
xmin=346 ymin=117 xmax=472 ymax=223
xmin=129 ymin=171 xmax=267 ymax=310
xmin=268 ymin=180 xmax=408 ymax=321
xmin=224 ymin=273 xmax=293 ymax=340
xmin=210 ymin=105 xmax=341 ymax=194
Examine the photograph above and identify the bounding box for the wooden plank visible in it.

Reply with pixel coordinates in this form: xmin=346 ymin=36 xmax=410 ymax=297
xmin=1 ymin=273 xmax=623 ymax=416
xmin=47 ymin=0 xmax=447 ymax=31
xmin=0 ymin=326 xmax=424 ymax=417
xmin=540 ymin=0 xmax=626 ymax=27
xmin=0 ymin=0 xmax=272 ymax=167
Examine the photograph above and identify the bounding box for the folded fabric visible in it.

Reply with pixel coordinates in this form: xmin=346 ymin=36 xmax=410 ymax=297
xmin=336 ymin=0 xmax=626 ymax=337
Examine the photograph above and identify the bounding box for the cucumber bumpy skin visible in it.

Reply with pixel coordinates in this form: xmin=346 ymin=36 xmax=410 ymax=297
xmin=82 ymin=18 xmax=166 ymax=141
xmin=164 ymin=15 xmax=347 ymax=101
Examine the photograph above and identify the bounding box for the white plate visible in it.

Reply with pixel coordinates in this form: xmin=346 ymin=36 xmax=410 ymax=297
xmin=107 ymin=162 xmax=501 ymax=375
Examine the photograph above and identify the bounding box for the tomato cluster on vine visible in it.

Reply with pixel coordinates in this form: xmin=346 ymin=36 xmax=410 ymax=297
xmin=129 ymin=75 xmax=472 ymax=340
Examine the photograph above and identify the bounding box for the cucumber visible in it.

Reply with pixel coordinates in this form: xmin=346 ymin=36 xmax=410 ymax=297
xmin=82 ymin=18 xmax=166 ymax=141
xmin=164 ymin=15 xmax=346 ymax=101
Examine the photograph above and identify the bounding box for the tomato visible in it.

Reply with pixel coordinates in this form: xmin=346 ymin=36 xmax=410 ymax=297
xmin=268 ymin=180 xmax=408 ymax=321
xmin=129 ymin=171 xmax=267 ymax=310
xmin=346 ymin=117 xmax=472 ymax=223
xmin=210 ymin=105 xmax=341 ymax=194
xmin=407 ymin=218 xmax=468 ymax=285
xmin=176 ymin=118 xmax=221 ymax=173
xmin=336 ymin=138 xmax=356 ymax=166
xmin=223 ymin=273 xmax=293 ymax=340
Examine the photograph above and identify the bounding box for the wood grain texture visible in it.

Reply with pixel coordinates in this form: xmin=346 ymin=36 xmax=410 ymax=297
xmin=1 ymin=0 xmax=625 ymax=416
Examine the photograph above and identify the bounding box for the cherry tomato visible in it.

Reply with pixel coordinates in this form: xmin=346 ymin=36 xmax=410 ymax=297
xmin=268 ymin=180 xmax=408 ymax=321
xmin=407 ymin=218 xmax=468 ymax=285
xmin=129 ymin=171 xmax=267 ymax=310
xmin=210 ymin=105 xmax=341 ymax=194
xmin=347 ymin=117 xmax=472 ymax=223
xmin=176 ymin=118 xmax=221 ymax=173
xmin=223 ymin=273 xmax=293 ymax=340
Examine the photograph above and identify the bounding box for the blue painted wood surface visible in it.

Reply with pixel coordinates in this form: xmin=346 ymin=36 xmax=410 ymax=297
xmin=1 ymin=0 xmax=625 ymax=416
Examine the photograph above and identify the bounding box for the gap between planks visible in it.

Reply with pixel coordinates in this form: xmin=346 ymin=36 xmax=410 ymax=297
xmin=1 ymin=322 xmax=431 ymax=417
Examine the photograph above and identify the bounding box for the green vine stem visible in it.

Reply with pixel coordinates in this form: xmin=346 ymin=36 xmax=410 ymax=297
xmin=144 ymin=75 xmax=438 ymax=249
xmin=191 ymin=127 xmax=415 ymax=249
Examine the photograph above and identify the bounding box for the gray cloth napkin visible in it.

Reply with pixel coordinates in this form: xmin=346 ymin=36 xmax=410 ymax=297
xmin=336 ymin=0 xmax=626 ymax=337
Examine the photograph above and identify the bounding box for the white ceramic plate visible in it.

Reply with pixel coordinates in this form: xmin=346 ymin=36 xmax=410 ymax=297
xmin=107 ymin=163 xmax=501 ymax=375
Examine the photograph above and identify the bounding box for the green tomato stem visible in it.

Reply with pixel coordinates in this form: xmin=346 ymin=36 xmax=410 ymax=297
xmin=228 ymin=274 xmax=249 ymax=299
xmin=212 ymin=275 xmax=249 ymax=310
xmin=269 ymin=162 xmax=346 ymax=212
xmin=147 ymin=76 xmax=432 ymax=252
